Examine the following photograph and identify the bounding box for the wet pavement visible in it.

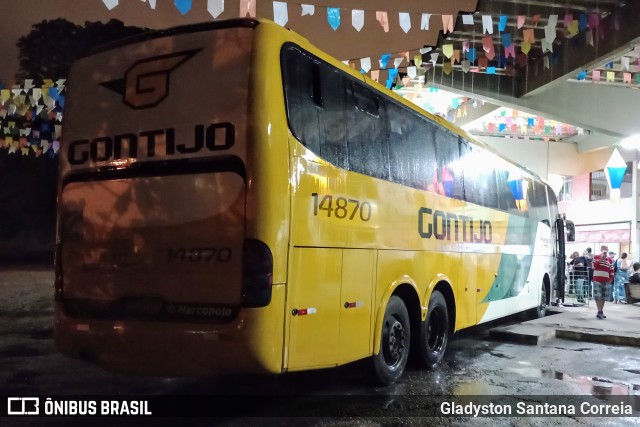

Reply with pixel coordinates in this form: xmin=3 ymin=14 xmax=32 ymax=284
xmin=491 ymin=301 xmax=640 ymax=347
xmin=1 ymin=267 xmax=640 ymax=426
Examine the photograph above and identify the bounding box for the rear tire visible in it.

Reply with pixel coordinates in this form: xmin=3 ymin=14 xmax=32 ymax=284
xmin=372 ymin=296 xmax=410 ymax=385
xmin=418 ymin=290 xmax=449 ymax=369
xmin=537 ymin=282 xmax=547 ymax=318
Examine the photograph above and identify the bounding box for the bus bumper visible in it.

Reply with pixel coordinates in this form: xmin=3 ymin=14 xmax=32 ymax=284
xmin=53 ymin=286 xmax=286 ymax=377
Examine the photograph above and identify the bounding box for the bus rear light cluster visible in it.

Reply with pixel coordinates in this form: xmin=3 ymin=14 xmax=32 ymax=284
xmin=241 ymin=239 xmax=273 ymax=307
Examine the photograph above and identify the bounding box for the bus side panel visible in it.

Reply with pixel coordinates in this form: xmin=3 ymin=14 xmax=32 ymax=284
xmin=286 ymin=247 xmax=341 ymax=370
xmin=339 ymin=249 xmax=374 ymax=364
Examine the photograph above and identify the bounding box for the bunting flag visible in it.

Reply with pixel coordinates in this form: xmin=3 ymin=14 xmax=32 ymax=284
xmin=376 ymin=11 xmax=389 ymax=32
xmin=174 ymin=0 xmax=192 ymax=15
xmin=102 ymin=0 xmax=118 ymax=10
xmin=352 ymin=9 xmax=364 ymax=32
xmin=207 ymin=0 xmax=224 ymax=18
xmin=273 ymin=1 xmax=288 ymax=26
xmin=0 ymin=80 xmax=64 ymax=158
xmin=327 ymin=7 xmax=340 ymax=30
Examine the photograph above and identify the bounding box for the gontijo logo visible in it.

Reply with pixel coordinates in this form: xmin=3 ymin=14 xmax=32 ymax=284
xmin=100 ymin=49 xmax=202 ymax=109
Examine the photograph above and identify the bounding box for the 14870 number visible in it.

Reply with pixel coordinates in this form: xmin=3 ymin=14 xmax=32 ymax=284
xmin=311 ymin=193 xmax=371 ymax=221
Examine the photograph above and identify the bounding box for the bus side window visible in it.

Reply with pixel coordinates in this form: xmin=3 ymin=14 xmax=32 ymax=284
xmin=387 ymin=102 xmax=435 ymax=190
xmin=317 ymin=67 xmax=348 ymax=169
xmin=282 ymin=47 xmax=321 ymax=156
xmin=460 ymin=143 xmax=499 ymax=209
xmin=347 ymin=82 xmax=389 ymax=180
xmin=434 ymin=127 xmax=463 ymax=200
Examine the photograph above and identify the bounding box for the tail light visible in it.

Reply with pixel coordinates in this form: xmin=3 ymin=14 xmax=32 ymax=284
xmin=54 ymin=243 xmax=63 ymax=301
xmin=241 ymin=239 xmax=273 ymax=307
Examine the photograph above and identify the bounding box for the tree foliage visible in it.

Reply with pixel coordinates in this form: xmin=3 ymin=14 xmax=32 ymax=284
xmin=16 ymin=18 xmax=147 ymax=79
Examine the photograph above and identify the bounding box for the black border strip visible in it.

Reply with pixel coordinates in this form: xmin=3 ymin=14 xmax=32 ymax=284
xmin=62 ymin=155 xmax=246 ymax=187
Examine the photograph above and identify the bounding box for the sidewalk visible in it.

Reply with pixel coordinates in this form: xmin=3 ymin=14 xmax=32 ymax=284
xmin=490 ymin=302 xmax=640 ymax=347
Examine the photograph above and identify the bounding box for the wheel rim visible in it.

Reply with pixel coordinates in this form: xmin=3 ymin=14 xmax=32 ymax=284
xmin=427 ymin=306 xmax=446 ymax=354
xmin=382 ymin=317 xmax=406 ymax=369
xmin=539 ymin=286 xmax=547 ymax=313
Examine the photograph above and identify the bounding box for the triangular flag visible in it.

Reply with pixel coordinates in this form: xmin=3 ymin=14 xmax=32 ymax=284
xmin=443 ymin=62 xmax=453 ymax=75
xmin=393 ymin=57 xmax=404 ymax=69
xmin=568 ymin=20 xmax=579 ymax=36
xmin=505 ymin=45 xmax=515 ymax=58
xmin=442 ymin=15 xmax=453 ymax=33
xmin=407 ymin=66 xmax=417 ymax=79
xmin=399 ymin=12 xmax=411 ymax=33
xmin=207 ymin=0 xmax=224 ymax=18
xmin=482 ymin=15 xmax=493 ymax=34
xmin=521 ymin=40 xmax=532 ymax=55
xmin=380 ymin=53 xmax=391 ymax=69
xmin=498 ymin=16 xmax=507 ymax=32
xmin=273 ymin=2 xmax=288 ymax=26
xmin=414 ymin=55 xmax=422 ymax=67
xmin=301 ymin=4 xmax=314 ymax=16
xmin=327 ymin=8 xmax=341 ymax=31
xmin=352 ymin=9 xmax=364 ymax=32
xmin=420 ymin=13 xmax=431 ymax=30
xmin=545 ymin=25 xmax=556 ymax=44
xmin=586 ymin=30 xmax=594 ymax=46
xmin=239 ymin=0 xmax=256 ymax=17
xmin=377 ymin=11 xmax=389 ymax=32
xmin=622 ymin=57 xmax=630 ymax=71
xmin=502 ymin=33 xmax=512 ymax=47
xmin=517 ymin=16 xmax=525 ymax=29
xmin=523 ymin=29 xmax=535 ymax=43
xmin=607 ymin=71 xmax=615 ymax=82
xmin=453 ymin=50 xmax=460 ymax=64
xmin=442 ymin=44 xmax=453 ymax=59
xmin=174 ymin=0 xmax=192 ymax=14
xmin=592 ymin=70 xmax=601 ymax=82
xmin=360 ymin=57 xmax=371 ymax=74
xmin=102 ymin=0 xmax=118 ymax=10
xmin=466 ymin=48 xmax=477 ymax=63
xmin=462 ymin=14 xmax=474 ymax=25
xmin=624 ymin=72 xmax=632 ymax=83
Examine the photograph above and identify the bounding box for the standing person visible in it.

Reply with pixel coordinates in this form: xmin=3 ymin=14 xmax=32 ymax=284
xmin=613 ymin=252 xmax=630 ymax=304
xmin=592 ymin=246 xmax=614 ymax=319
xmin=569 ymin=251 xmax=589 ymax=303
xmin=583 ymin=247 xmax=594 ymax=298
xmin=608 ymin=251 xmax=617 ymax=302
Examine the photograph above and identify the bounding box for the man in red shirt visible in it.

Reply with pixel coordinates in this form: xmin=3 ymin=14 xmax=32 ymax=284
xmin=592 ymin=245 xmax=614 ymax=319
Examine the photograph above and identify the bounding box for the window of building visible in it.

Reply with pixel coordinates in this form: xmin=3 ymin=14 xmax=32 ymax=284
xmin=589 ymin=170 xmax=609 ymax=201
xmin=589 ymin=162 xmax=632 ymax=201
xmin=621 ymin=161 xmax=633 ymax=198
xmin=558 ymin=177 xmax=572 ymax=202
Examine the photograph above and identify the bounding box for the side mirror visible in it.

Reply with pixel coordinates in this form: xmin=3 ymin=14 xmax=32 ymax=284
xmin=565 ymin=220 xmax=575 ymax=242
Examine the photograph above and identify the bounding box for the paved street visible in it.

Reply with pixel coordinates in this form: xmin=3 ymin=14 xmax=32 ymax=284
xmin=1 ymin=267 xmax=639 ymax=426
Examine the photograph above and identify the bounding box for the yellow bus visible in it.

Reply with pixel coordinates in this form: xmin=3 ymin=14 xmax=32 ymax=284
xmin=54 ymin=18 xmax=574 ymax=385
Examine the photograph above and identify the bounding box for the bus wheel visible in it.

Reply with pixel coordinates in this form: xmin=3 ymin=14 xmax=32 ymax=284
xmin=372 ymin=296 xmax=410 ymax=385
xmin=419 ymin=290 xmax=449 ymax=369
xmin=537 ymin=283 xmax=547 ymax=318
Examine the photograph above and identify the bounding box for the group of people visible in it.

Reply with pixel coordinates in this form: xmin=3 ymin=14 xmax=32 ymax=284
xmin=567 ymin=245 xmax=639 ymax=319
